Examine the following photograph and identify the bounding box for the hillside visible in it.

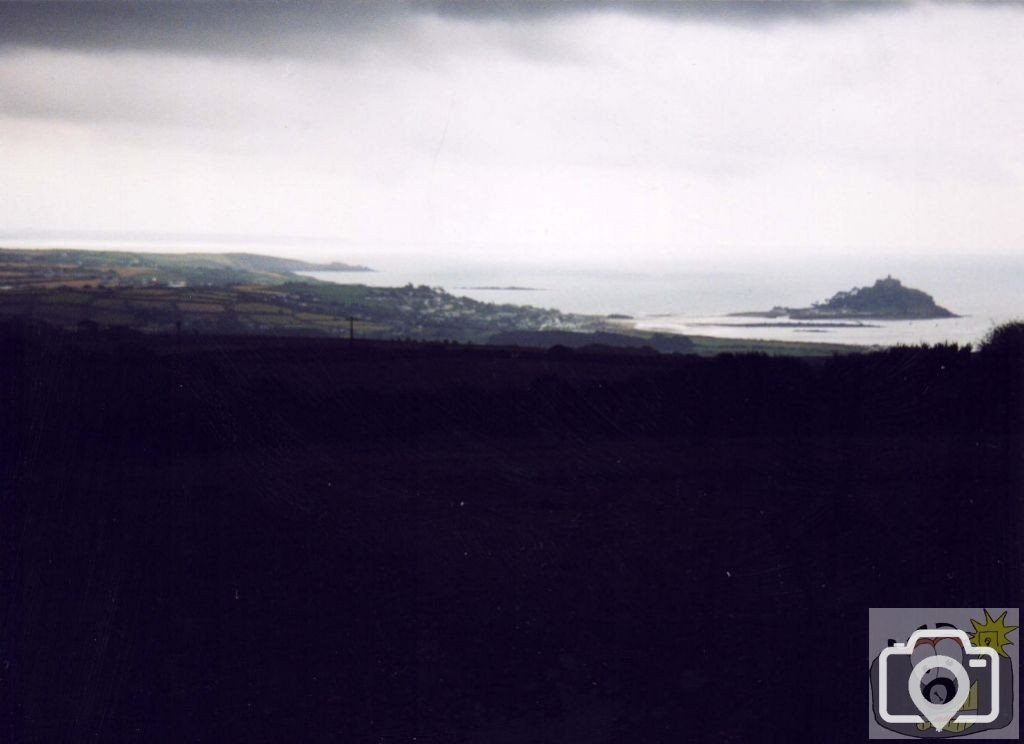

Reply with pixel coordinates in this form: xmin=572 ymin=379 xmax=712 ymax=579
xmin=2 ymin=325 xmax=1018 ymax=742
xmin=0 ymin=248 xmax=863 ymax=355
xmin=0 ymin=281 xmax=595 ymax=342
xmin=0 ymin=247 xmax=370 ymax=289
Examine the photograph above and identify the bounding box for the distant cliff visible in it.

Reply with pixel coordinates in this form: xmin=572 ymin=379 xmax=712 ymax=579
xmin=733 ymin=276 xmax=956 ymax=320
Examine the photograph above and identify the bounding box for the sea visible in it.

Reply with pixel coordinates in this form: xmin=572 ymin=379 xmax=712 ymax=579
xmin=302 ymin=254 xmax=1023 ymax=349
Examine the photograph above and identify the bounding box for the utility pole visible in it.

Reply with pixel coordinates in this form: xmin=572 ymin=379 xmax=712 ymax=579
xmin=347 ymin=316 xmax=357 ymax=345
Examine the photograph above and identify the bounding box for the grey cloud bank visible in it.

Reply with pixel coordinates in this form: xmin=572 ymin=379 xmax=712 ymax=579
xmin=0 ymin=1 xmax=917 ymax=56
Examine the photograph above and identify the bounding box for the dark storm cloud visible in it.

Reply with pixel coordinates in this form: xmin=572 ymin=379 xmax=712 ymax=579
xmin=427 ymin=0 xmax=912 ymax=24
xmin=0 ymin=2 xmax=410 ymax=58
xmin=0 ymin=1 xmax=917 ymax=58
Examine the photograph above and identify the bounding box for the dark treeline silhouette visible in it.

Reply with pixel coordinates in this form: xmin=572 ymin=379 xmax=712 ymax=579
xmin=1 ymin=320 xmax=1021 ymax=742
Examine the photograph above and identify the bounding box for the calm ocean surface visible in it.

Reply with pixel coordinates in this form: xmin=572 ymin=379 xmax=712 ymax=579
xmin=303 ymin=254 xmax=1023 ymax=348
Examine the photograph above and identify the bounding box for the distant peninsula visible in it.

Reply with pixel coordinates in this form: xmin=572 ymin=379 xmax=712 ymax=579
xmin=732 ymin=276 xmax=957 ymax=320
xmin=0 ymin=247 xmax=371 ymax=288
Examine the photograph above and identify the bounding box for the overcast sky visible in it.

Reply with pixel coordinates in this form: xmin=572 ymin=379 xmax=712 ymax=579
xmin=1 ymin=1 xmax=1022 ymax=267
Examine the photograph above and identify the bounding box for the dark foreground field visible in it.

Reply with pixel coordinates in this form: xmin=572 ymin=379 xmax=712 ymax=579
xmin=2 ymin=325 xmax=1021 ymax=743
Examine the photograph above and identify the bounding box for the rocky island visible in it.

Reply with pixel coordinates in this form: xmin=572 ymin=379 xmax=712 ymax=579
xmin=733 ymin=276 xmax=956 ymax=320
